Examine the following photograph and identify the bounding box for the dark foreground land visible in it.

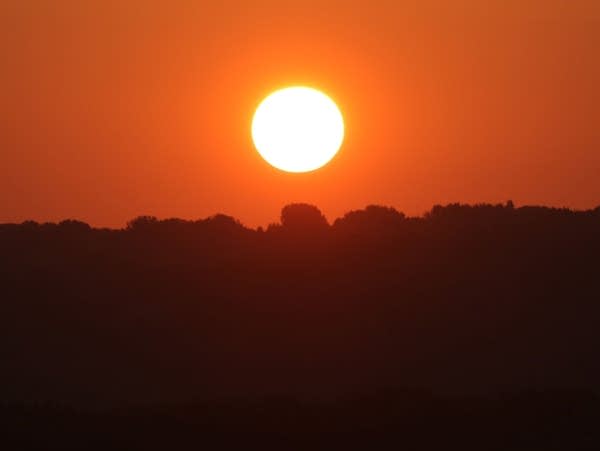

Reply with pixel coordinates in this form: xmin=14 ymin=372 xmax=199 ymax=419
xmin=3 ymin=391 xmax=600 ymax=450
xmin=2 ymin=202 xmax=600 ymax=449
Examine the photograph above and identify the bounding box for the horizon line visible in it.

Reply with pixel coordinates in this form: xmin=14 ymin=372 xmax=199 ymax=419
xmin=3 ymin=200 xmax=600 ymax=231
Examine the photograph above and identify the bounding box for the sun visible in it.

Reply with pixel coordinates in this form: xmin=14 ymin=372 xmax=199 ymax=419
xmin=251 ymin=86 xmax=345 ymax=173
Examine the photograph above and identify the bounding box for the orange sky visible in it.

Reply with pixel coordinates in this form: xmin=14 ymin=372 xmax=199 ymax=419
xmin=1 ymin=1 xmax=599 ymax=227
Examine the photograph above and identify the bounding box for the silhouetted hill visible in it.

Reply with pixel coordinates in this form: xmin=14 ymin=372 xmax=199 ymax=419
xmin=2 ymin=202 xmax=600 ymax=448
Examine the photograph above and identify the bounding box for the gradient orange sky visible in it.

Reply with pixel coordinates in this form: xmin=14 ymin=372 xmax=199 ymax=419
xmin=2 ymin=1 xmax=599 ymax=227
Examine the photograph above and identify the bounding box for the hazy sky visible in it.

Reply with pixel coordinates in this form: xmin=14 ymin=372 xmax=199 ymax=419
xmin=1 ymin=1 xmax=599 ymax=227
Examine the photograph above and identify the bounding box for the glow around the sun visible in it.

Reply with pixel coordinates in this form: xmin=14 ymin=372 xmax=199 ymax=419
xmin=251 ymin=86 xmax=345 ymax=173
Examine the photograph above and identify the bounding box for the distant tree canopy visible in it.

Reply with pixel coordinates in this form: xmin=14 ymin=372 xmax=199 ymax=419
xmin=280 ymin=203 xmax=329 ymax=231
xmin=58 ymin=219 xmax=92 ymax=232
xmin=12 ymin=201 xmax=600 ymax=234
xmin=127 ymin=215 xmax=159 ymax=231
xmin=334 ymin=205 xmax=405 ymax=231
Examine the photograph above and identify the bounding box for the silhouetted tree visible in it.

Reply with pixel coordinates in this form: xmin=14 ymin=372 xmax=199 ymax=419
xmin=58 ymin=219 xmax=91 ymax=232
xmin=127 ymin=215 xmax=159 ymax=231
xmin=333 ymin=205 xmax=405 ymax=232
xmin=280 ymin=203 xmax=328 ymax=231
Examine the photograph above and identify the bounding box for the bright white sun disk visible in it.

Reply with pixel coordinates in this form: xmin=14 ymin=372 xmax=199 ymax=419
xmin=251 ymin=87 xmax=345 ymax=173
